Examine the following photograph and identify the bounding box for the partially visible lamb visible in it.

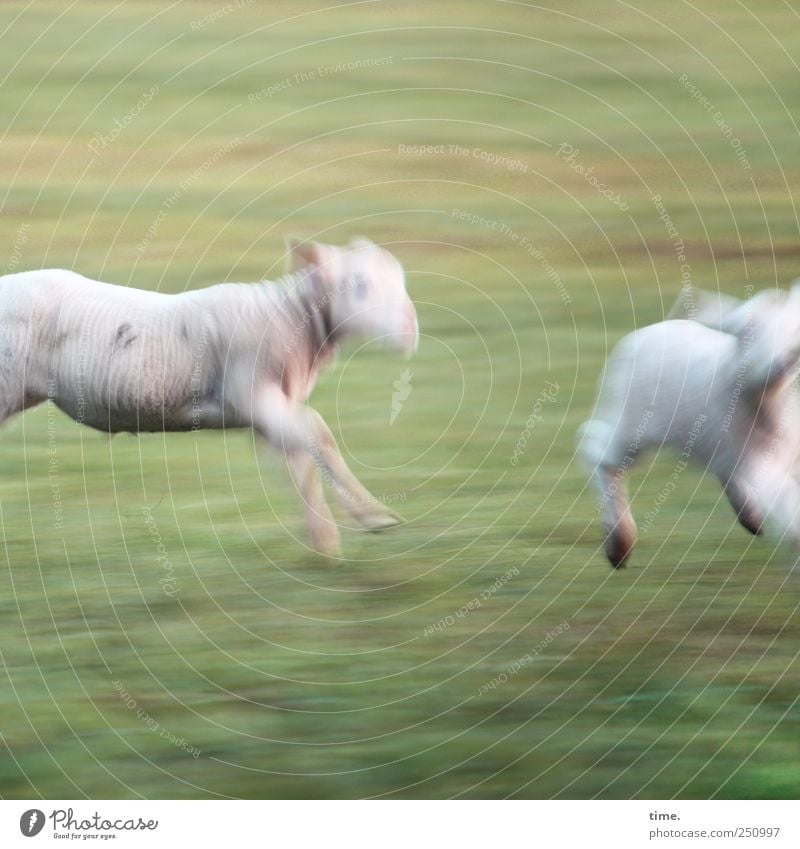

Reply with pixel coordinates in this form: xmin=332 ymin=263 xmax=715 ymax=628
xmin=579 ymin=285 xmax=800 ymax=568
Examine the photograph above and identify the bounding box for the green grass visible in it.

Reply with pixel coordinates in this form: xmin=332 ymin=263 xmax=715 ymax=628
xmin=1 ymin=0 xmax=799 ymax=799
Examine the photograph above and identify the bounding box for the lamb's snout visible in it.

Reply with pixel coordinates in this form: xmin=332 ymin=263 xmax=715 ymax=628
xmin=391 ymin=301 xmax=419 ymax=358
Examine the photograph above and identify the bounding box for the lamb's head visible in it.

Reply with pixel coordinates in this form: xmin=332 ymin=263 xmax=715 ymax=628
xmin=288 ymin=237 xmax=419 ymax=357
xmin=723 ymin=285 xmax=800 ymax=391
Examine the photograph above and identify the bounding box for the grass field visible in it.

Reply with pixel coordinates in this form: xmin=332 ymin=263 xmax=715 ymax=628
xmin=1 ymin=1 xmax=799 ymax=799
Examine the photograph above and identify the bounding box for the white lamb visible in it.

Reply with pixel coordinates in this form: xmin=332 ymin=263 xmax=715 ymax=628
xmin=579 ymin=285 xmax=800 ymax=567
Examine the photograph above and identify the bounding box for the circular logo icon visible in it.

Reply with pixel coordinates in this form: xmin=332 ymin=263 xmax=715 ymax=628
xmin=19 ymin=809 xmax=45 ymax=837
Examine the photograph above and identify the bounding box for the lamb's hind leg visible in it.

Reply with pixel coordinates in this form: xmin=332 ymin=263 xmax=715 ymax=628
xmin=0 ymin=388 xmax=44 ymax=427
xmin=596 ymin=466 xmax=637 ymax=567
xmin=580 ymin=419 xmax=637 ymax=568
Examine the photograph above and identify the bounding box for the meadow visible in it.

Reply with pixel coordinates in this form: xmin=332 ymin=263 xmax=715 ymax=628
xmin=0 ymin=1 xmax=798 ymax=799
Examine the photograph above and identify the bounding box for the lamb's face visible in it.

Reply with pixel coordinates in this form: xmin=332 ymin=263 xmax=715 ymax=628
xmin=286 ymin=237 xmax=419 ymax=356
xmin=335 ymin=238 xmax=419 ymax=357
xmin=733 ymin=287 xmax=800 ymax=388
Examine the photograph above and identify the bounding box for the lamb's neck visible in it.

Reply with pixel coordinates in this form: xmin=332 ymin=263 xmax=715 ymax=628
xmin=269 ymin=267 xmax=342 ymax=363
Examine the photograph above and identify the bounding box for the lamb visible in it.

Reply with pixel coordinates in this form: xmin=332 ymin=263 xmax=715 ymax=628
xmin=579 ymin=285 xmax=800 ymax=567
xmin=0 ymin=237 xmax=419 ymax=557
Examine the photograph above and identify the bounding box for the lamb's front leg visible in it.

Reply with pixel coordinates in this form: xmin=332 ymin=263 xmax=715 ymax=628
xmin=720 ymin=474 xmax=764 ymax=536
xmin=251 ymin=385 xmax=399 ymax=551
xmin=250 ymin=385 xmax=341 ymax=557
xmin=753 ymin=466 xmax=800 ymax=556
xmin=304 ymin=407 xmax=403 ymax=532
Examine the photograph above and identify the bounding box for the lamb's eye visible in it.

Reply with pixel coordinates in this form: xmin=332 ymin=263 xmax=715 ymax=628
xmin=354 ymin=275 xmax=369 ymax=298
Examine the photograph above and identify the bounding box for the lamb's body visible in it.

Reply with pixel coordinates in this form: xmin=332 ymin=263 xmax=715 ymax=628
xmin=0 ymin=268 xmax=331 ymax=432
xmin=0 ymin=238 xmax=419 ymax=557
xmin=584 ymin=320 xmax=799 ymax=476
xmin=580 ymin=289 xmax=800 ymax=568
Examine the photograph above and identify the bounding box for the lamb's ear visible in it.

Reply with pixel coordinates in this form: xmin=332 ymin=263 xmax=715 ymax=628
xmin=286 ymin=237 xmax=326 ymax=270
xmin=666 ymin=285 xmax=696 ymax=320
xmin=667 ymin=285 xmax=745 ymax=331
xmin=348 ymin=236 xmax=376 ymax=251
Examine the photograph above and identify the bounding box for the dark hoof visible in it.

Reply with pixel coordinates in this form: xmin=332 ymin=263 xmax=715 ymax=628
xmin=607 ymin=551 xmax=629 ymax=569
xmin=605 ymin=529 xmax=634 ymax=569
xmin=739 ymin=516 xmax=764 ymax=536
